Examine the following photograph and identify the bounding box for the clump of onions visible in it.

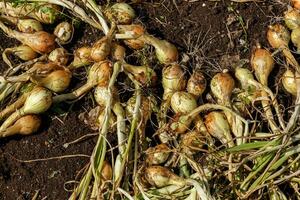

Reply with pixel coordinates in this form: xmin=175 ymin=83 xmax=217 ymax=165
xmin=293 ymin=0 xmax=300 ymax=9
xmin=210 ymin=72 xmax=235 ymax=106
xmin=105 ymin=3 xmax=136 ymax=24
xmin=0 ymin=86 xmax=52 ymax=132
xmin=90 ymin=24 xmax=116 ymax=62
xmin=0 ymin=115 xmax=41 ymax=138
xmin=48 ymin=48 xmax=69 ymax=66
xmin=54 ymin=21 xmax=74 ymax=44
xmin=69 ymin=47 xmax=92 ymax=69
xmin=0 ymin=21 xmax=56 ymax=54
xmin=17 ymin=19 xmax=43 ymax=33
xmin=123 ymin=63 xmax=157 ymax=86
xmin=0 ymin=3 xmax=60 ymax=24
xmin=251 ymin=46 xmax=274 ymax=86
xmin=53 ymin=61 xmax=112 ymax=102
xmin=2 ymin=45 xmax=38 ymax=68
xmin=111 ymin=42 xmax=126 ymax=61
xmin=117 ymin=24 xmax=146 ymax=49
xmin=282 ymin=69 xmax=298 ymax=96
xmin=284 ymin=8 xmax=300 ymax=30
xmin=267 ymin=24 xmax=299 ymax=69
xmin=145 ymin=144 xmax=170 ymax=165
xmin=180 ymin=131 xmax=204 ymax=155
xmin=187 ymin=70 xmax=206 ymax=98
xmin=204 ymin=111 xmax=234 ymax=147
xmin=170 ymin=91 xmax=197 ymax=114
xmin=291 ymin=27 xmax=300 ymax=53
xmin=142 ymin=35 xmax=178 ymax=64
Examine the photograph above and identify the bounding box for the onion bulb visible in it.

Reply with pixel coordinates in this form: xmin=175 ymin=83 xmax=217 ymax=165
xmin=2 ymin=45 xmax=38 ymax=68
xmin=111 ymin=42 xmax=126 ymax=61
xmin=0 ymin=20 xmax=56 ymax=54
xmin=123 ymin=63 xmax=157 ymax=86
xmin=162 ymin=64 xmax=186 ymax=93
xmin=0 ymin=3 xmax=60 ymax=24
xmin=0 ymin=86 xmax=52 ymax=132
xmin=101 ymin=160 xmax=113 ymax=182
xmin=0 ymin=115 xmax=41 ymax=138
xmin=117 ymin=24 xmax=146 ymax=49
xmin=54 ymin=21 xmax=74 ymax=44
xmin=48 ymin=48 xmax=69 ymax=66
xmin=144 ymin=166 xmax=186 ymax=188
xmin=293 ymin=0 xmax=300 ymax=9
xmin=251 ymin=47 xmax=274 ymax=85
xmin=17 ymin=19 xmax=43 ymax=33
xmin=204 ymin=111 xmax=234 ymax=147
xmin=284 ymin=8 xmax=300 ymax=30
xmin=235 ymin=67 xmax=256 ymax=91
xmin=145 ymin=144 xmax=170 ymax=165
xmin=210 ymin=72 xmax=235 ymax=106
xmin=291 ymin=27 xmax=300 ymax=53
xmin=90 ymin=26 xmax=116 ymax=62
xmin=69 ymin=47 xmax=92 ymax=69
xmin=170 ymin=91 xmax=197 ymax=114
xmin=105 ymin=3 xmax=135 ymax=24
xmin=30 ymin=69 xmax=72 ymax=93
xmin=180 ymin=131 xmax=204 ymax=155
xmin=97 ymin=109 xmax=117 ymax=132
xmin=142 ymin=35 xmax=178 ymax=64
xmin=267 ymin=24 xmax=299 ymax=69
xmin=187 ymin=70 xmax=206 ymax=98
xmin=94 ymin=85 xmax=118 ymax=107
xmin=282 ymin=69 xmax=298 ymax=96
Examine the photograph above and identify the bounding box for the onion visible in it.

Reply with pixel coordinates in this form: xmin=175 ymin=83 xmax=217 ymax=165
xmin=291 ymin=27 xmax=300 ymax=53
xmin=142 ymin=35 xmax=178 ymax=64
xmin=111 ymin=42 xmax=126 ymax=61
xmin=53 ymin=61 xmax=112 ymax=102
xmin=48 ymin=48 xmax=69 ymax=66
xmin=0 ymin=86 xmax=52 ymax=132
xmin=0 ymin=21 xmax=56 ymax=54
xmin=162 ymin=64 xmax=186 ymax=93
xmin=144 ymin=166 xmax=186 ymax=188
xmin=293 ymin=0 xmax=300 ymax=9
xmin=123 ymin=63 xmax=157 ymax=86
xmin=101 ymin=160 xmax=113 ymax=182
xmin=2 ymin=45 xmax=38 ymax=68
xmin=267 ymin=24 xmax=299 ymax=69
xmin=0 ymin=115 xmax=41 ymax=138
xmin=235 ymin=67 xmax=256 ymax=91
xmin=117 ymin=24 xmax=146 ymax=49
xmin=282 ymin=69 xmax=298 ymax=96
xmin=204 ymin=111 xmax=234 ymax=147
xmin=30 ymin=68 xmax=72 ymax=93
xmin=187 ymin=70 xmax=206 ymax=98
xmin=17 ymin=19 xmax=43 ymax=33
xmin=180 ymin=131 xmax=204 ymax=155
xmin=69 ymin=47 xmax=92 ymax=69
xmin=210 ymin=72 xmax=235 ymax=106
xmin=105 ymin=3 xmax=135 ymax=24
xmin=54 ymin=21 xmax=74 ymax=44
xmin=94 ymin=85 xmax=118 ymax=107
xmin=251 ymin=47 xmax=274 ymax=86
xmin=90 ymin=24 xmax=116 ymax=62
xmin=145 ymin=144 xmax=170 ymax=165
xmin=170 ymin=91 xmax=197 ymax=114
xmin=284 ymin=8 xmax=300 ymax=30
xmin=0 ymin=3 xmax=60 ymax=24
xmin=97 ymin=109 xmax=117 ymax=132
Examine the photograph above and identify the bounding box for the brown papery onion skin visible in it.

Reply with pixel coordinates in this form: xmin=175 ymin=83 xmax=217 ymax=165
xmin=293 ymin=0 xmax=300 ymax=9
xmin=145 ymin=144 xmax=170 ymax=165
xmin=187 ymin=70 xmax=206 ymax=98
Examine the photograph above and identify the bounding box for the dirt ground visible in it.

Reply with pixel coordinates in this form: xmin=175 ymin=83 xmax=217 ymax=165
xmin=0 ymin=0 xmax=288 ymax=199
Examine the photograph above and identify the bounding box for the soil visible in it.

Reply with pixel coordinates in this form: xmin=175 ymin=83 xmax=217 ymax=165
xmin=0 ymin=0 xmax=288 ymax=199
